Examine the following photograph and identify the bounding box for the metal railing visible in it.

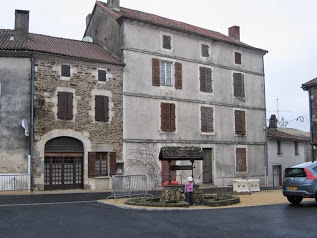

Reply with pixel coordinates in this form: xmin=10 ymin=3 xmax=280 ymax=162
xmin=107 ymin=174 xmax=152 ymax=200
xmin=0 ymin=174 xmax=31 ymax=191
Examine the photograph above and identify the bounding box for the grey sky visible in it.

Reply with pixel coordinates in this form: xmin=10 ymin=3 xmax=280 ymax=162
xmin=1 ymin=0 xmax=316 ymax=131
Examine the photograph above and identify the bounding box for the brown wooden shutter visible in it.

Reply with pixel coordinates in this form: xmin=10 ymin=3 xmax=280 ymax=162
xmin=235 ymin=110 xmax=246 ymax=135
xmin=109 ymin=152 xmax=117 ymax=176
xmin=235 ymin=52 xmax=242 ymax=64
xmin=88 ymin=152 xmax=96 ymax=178
xmin=233 ymin=73 xmax=245 ymax=98
xmin=163 ymin=35 xmax=171 ymax=49
xmin=161 ymin=103 xmax=171 ymax=131
xmin=170 ymin=103 xmax=176 ymax=131
xmin=152 ymin=58 xmax=160 ymax=86
xmin=67 ymin=92 xmax=73 ymax=120
xmin=206 ymin=68 xmax=212 ymax=93
xmin=174 ymin=62 xmax=182 ymax=89
xmin=199 ymin=67 xmax=206 ymax=92
xmin=58 ymin=92 xmax=68 ymax=119
xmin=236 ymin=148 xmax=247 ymax=171
xmin=95 ymin=96 xmax=109 ymax=122
xmin=206 ymin=107 xmax=214 ymax=132
xmin=201 ymin=107 xmax=208 ymax=132
xmin=201 ymin=107 xmax=214 ymax=132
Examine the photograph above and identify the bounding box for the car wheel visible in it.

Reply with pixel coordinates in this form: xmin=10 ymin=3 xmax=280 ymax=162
xmin=287 ymin=196 xmax=303 ymax=205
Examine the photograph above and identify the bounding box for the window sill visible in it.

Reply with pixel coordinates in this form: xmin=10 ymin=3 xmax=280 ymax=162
xmin=200 ymin=131 xmax=216 ymax=136
xmin=95 ymin=176 xmax=110 ymax=179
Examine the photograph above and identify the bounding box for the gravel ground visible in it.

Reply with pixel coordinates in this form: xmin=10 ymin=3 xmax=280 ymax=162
xmin=100 ymin=190 xmax=315 ymax=210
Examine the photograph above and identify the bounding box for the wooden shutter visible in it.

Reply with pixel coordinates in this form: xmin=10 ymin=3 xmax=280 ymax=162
xmin=206 ymin=68 xmax=212 ymax=93
xmin=95 ymin=96 xmax=109 ymax=122
xmin=161 ymin=103 xmax=171 ymax=131
xmin=235 ymin=52 xmax=242 ymax=64
xmin=233 ymin=73 xmax=245 ymax=98
xmin=235 ymin=110 xmax=246 ymax=135
xmin=201 ymin=44 xmax=209 ymax=57
xmin=170 ymin=104 xmax=176 ymax=131
xmin=109 ymin=152 xmax=117 ymax=176
xmin=61 ymin=65 xmax=70 ymax=77
xmin=152 ymin=58 xmax=160 ymax=86
xmin=201 ymin=107 xmax=214 ymax=132
xmin=88 ymin=152 xmax=96 ymax=178
xmin=58 ymin=92 xmax=72 ymax=120
xmin=236 ymin=148 xmax=247 ymax=171
xmin=98 ymin=70 xmax=107 ymax=82
xmin=199 ymin=67 xmax=206 ymax=92
xmin=175 ymin=62 xmax=182 ymax=89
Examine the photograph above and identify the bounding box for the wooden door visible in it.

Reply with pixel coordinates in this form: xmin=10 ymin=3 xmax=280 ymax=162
xmin=273 ymin=165 xmax=282 ymax=186
xmin=203 ymin=148 xmax=213 ymax=183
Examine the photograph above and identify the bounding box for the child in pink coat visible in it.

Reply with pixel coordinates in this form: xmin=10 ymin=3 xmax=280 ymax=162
xmin=184 ymin=177 xmax=194 ymax=205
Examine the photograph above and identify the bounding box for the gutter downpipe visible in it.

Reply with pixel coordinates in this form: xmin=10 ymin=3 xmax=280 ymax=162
xmin=29 ymin=55 xmax=35 ymax=191
xmin=262 ymin=54 xmax=269 ymax=186
xmin=309 ymin=88 xmax=314 ymax=162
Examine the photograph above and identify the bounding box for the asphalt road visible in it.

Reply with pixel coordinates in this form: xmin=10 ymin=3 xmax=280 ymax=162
xmin=0 ymin=193 xmax=316 ymax=238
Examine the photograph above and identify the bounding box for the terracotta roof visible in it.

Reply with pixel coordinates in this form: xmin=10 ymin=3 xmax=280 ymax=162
xmin=302 ymin=77 xmax=317 ymax=90
xmin=267 ymin=128 xmax=310 ymax=142
xmin=0 ymin=29 xmax=122 ymax=65
xmin=159 ymin=147 xmax=204 ymax=161
xmin=96 ymin=1 xmax=267 ymax=53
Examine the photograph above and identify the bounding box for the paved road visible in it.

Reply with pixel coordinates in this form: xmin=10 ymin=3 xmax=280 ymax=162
xmin=0 ymin=193 xmax=316 ymax=238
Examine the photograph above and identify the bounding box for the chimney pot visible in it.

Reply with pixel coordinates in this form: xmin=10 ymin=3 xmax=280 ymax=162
xmin=228 ymin=26 xmax=240 ymax=41
xmin=15 ymin=9 xmax=29 ymax=41
xmin=269 ymin=114 xmax=278 ymax=128
xmin=107 ymin=0 xmax=120 ymax=9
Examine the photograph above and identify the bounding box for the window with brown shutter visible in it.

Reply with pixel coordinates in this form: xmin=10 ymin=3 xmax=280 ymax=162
xmin=199 ymin=67 xmax=212 ymax=93
xmin=61 ymin=65 xmax=71 ymax=77
xmin=201 ymin=44 xmax=209 ymax=57
xmin=161 ymin=103 xmax=176 ymax=132
xmin=174 ymin=62 xmax=182 ymax=89
xmin=235 ymin=52 xmax=242 ymax=65
xmin=162 ymin=35 xmax=171 ymax=49
xmin=233 ymin=73 xmax=245 ymax=98
xmin=152 ymin=58 xmax=160 ymax=86
xmin=109 ymin=152 xmax=117 ymax=176
xmin=236 ymin=148 xmax=247 ymax=171
xmin=88 ymin=152 xmax=108 ymax=177
xmin=57 ymin=91 xmax=73 ymax=120
xmin=98 ymin=70 xmax=107 ymax=82
xmin=235 ymin=110 xmax=246 ymax=135
xmin=95 ymin=95 xmax=109 ymax=122
xmin=277 ymin=140 xmax=282 ymax=155
xmin=201 ymin=107 xmax=214 ymax=133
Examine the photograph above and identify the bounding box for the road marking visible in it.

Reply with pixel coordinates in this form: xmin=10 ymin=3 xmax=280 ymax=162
xmin=0 ymin=200 xmax=96 ymax=207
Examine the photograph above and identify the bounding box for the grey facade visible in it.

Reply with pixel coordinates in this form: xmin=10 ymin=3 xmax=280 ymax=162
xmin=85 ymin=1 xmax=268 ymax=187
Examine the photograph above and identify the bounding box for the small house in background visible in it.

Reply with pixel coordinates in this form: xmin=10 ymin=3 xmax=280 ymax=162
xmin=266 ymin=115 xmax=310 ymax=186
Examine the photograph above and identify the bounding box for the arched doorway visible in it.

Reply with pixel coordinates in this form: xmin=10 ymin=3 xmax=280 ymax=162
xmin=44 ymin=137 xmax=84 ymax=190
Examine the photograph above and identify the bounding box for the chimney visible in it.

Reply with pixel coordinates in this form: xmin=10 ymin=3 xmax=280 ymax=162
xmin=269 ymin=114 xmax=278 ymax=128
xmin=228 ymin=26 xmax=240 ymax=41
xmin=14 ymin=9 xmax=29 ymax=41
xmin=107 ymin=0 xmax=120 ymax=9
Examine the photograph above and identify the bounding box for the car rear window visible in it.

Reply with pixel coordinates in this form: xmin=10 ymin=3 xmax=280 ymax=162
xmin=285 ymin=168 xmax=305 ymax=177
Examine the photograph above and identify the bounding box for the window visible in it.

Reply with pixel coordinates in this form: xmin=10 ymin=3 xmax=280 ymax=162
xmin=199 ymin=67 xmax=212 ymax=93
xmin=152 ymin=59 xmax=182 ymax=89
xmin=61 ymin=65 xmax=71 ymax=77
xmin=201 ymin=107 xmax=214 ymax=133
xmin=88 ymin=152 xmax=117 ymax=177
xmin=233 ymin=73 xmax=245 ymax=98
xmin=98 ymin=70 xmax=107 ymax=82
xmin=277 ymin=140 xmax=282 ymax=155
xmin=57 ymin=92 xmax=73 ymax=120
xmin=162 ymin=35 xmax=171 ymax=50
xmin=160 ymin=61 xmax=172 ymax=86
xmin=235 ymin=110 xmax=246 ymax=135
xmin=95 ymin=95 xmax=109 ymax=122
xmin=295 ymin=141 xmax=299 ymax=155
xmin=201 ymin=44 xmax=209 ymax=57
xmin=161 ymin=103 xmax=176 ymax=132
xmin=236 ymin=148 xmax=247 ymax=172
xmin=235 ymin=52 xmax=242 ymax=64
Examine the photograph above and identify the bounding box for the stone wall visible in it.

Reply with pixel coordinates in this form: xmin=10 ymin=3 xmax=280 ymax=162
xmin=33 ymin=55 xmax=123 ymax=190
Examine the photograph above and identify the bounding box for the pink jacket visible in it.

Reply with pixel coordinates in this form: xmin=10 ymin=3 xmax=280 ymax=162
xmin=184 ymin=182 xmax=194 ymax=192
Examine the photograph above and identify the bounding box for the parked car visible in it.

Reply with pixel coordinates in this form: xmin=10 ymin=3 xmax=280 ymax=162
xmin=283 ymin=161 xmax=317 ymax=205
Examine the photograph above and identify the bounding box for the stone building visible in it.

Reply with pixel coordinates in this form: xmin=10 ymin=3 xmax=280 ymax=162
xmin=85 ymin=0 xmax=268 ymax=187
xmin=266 ymin=115 xmax=310 ymax=186
xmin=0 ymin=10 xmax=124 ymax=191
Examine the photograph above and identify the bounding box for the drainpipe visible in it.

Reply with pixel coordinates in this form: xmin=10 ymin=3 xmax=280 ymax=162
xmin=29 ymin=55 xmax=35 ymax=191
xmin=309 ymin=88 xmax=314 ymax=162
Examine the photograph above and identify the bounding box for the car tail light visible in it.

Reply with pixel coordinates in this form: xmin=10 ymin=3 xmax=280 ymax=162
xmin=304 ymin=168 xmax=316 ymax=180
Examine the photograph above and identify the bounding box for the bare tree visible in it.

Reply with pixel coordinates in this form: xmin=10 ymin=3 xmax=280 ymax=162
xmin=127 ymin=143 xmax=160 ymax=180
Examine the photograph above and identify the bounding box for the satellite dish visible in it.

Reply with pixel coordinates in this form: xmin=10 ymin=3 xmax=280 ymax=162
xmin=82 ymin=36 xmax=93 ymax=43
xmin=22 ymin=119 xmax=28 ymax=129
